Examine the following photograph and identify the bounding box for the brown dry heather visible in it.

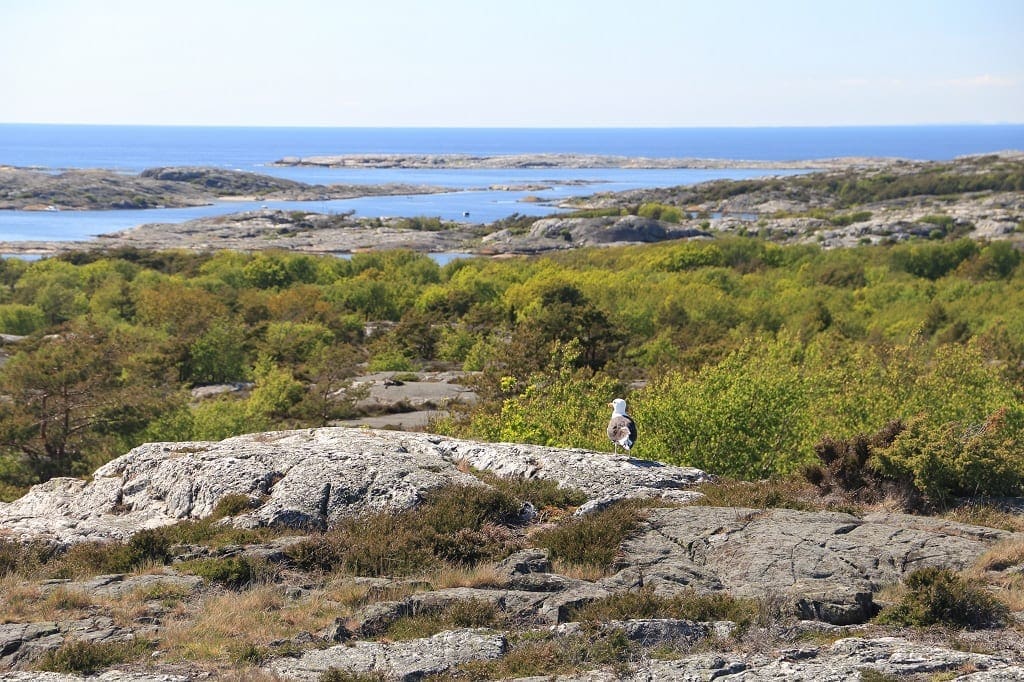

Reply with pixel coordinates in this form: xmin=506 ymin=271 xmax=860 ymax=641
xmin=532 ymin=499 xmax=648 ymax=571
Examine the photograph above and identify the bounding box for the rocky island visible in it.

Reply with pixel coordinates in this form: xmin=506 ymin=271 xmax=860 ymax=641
xmin=0 ymin=166 xmax=447 ymax=211
xmin=271 ymin=152 xmax=869 ymax=170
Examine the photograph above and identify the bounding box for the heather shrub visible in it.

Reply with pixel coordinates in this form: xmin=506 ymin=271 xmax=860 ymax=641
xmin=384 ymin=598 xmax=504 ymax=640
xmin=287 ymin=483 xmax=529 ymax=576
xmin=180 ymin=556 xmax=274 ymax=589
xmin=875 ymin=567 xmax=1009 ymax=628
xmin=802 ymin=420 xmax=914 ymax=506
xmin=471 ymin=470 xmax=588 ymax=511
xmin=532 ymin=499 xmax=646 ymax=569
xmin=570 ymin=586 xmax=761 ymax=629
xmin=37 ymin=639 xmax=151 ymax=674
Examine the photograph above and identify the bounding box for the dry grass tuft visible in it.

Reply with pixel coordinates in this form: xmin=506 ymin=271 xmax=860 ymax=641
xmin=692 ymin=477 xmax=838 ymax=513
xmin=973 ymin=538 xmax=1024 ymax=574
xmin=549 ymin=561 xmax=608 ymax=582
xmin=159 ymin=584 xmax=337 ymax=664
xmin=944 ymin=504 xmax=1024 ymax=533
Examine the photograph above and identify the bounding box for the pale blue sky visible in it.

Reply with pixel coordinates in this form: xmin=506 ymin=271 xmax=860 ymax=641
xmin=1 ymin=0 xmax=1021 ymax=127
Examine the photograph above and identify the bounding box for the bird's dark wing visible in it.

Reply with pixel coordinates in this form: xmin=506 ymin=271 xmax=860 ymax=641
xmin=607 ymin=415 xmax=637 ymax=450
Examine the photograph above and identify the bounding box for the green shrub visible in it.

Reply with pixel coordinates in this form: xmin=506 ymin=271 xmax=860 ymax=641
xmin=828 ymin=211 xmax=872 ymax=227
xmin=638 ymin=202 xmax=683 ymax=223
xmin=367 ymin=349 xmax=416 ymax=372
xmin=635 ymin=334 xmax=814 ymax=479
xmin=875 ymin=567 xmax=1009 ymax=629
xmin=0 ymin=303 xmax=47 ymax=335
xmin=889 ymin=238 xmax=979 ymax=280
xmin=872 ymin=408 xmax=1024 ymax=507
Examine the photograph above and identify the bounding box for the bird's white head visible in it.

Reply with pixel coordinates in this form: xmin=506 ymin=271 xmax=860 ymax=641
xmin=609 ymin=398 xmax=628 ymax=416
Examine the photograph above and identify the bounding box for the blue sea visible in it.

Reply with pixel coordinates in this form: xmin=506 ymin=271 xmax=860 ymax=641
xmin=1 ymin=124 xmax=1022 ymax=243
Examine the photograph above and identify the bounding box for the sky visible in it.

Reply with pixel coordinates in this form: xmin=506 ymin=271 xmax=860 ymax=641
xmin=1 ymin=0 xmax=1022 ymax=127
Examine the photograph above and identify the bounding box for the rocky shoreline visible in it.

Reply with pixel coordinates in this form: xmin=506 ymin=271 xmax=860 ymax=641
xmin=1 ymin=153 xmax=1021 ymax=257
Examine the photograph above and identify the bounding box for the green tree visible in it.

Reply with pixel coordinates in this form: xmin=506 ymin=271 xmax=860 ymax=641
xmin=0 ymin=319 xmax=176 ymax=482
xmin=186 ymin=319 xmax=249 ymax=384
xmin=293 ymin=344 xmax=368 ymax=426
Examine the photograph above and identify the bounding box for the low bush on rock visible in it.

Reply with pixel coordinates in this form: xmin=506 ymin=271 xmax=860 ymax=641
xmin=287 ymin=483 xmax=530 ymax=576
xmin=471 ymin=469 xmax=588 ymax=513
xmin=570 ymin=586 xmax=761 ymax=630
xmin=691 ymin=477 xmax=819 ymax=512
xmin=384 ymin=598 xmax=505 ymax=641
xmin=320 ymin=670 xmax=387 ymax=682
xmin=443 ymin=627 xmax=637 ymax=680
xmin=180 ymin=556 xmax=275 ymax=589
xmin=804 ymin=409 xmax=1024 ymax=510
xmin=37 ymin=638 xmax=152 ymax=675
xmin=802 ymin=420 xmax=912 ymax=507
xmin=532 ymin=499 xmax=646 ymax=570
xmin=873 ymin=409 xmax=1024 ymax=508
xmin=875 ymin=567 xmax=1009 ymax=629
xmin=0 ymin=538 xmax=53 ymax=576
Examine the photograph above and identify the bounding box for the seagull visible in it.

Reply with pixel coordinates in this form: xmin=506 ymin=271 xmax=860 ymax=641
xmin=607 ymin=398 xmax=637 ymax=455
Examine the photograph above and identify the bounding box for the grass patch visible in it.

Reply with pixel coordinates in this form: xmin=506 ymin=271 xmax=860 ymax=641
xmin=320 ymin=670 xmax=388 ymax=682
xmin=384 ymin=598 xmax=504 ymax=641
xmin=160 ymin=584 xmax=337 ymax=664
xmin=569 ymin=587 xmax=762 ymax=631
xmin=973 ymin=538 xmax=1024 ymax=573
xmin=178 ymin=555 xmax=275 ymax=589
xmin=36 ymin=638 xmax=152 ymax=675
xmin=875 ymin=567 xmax=1009 ymax=629
xmin=531 ymin=499 xmax=646 ymax=571
xmin=690 ymin=477 xmax=822 ymax=512
xmin=943 ymin=503 xmax=1024 ymax=532
xmin=439 ymin=628 xmax=636 ymax=680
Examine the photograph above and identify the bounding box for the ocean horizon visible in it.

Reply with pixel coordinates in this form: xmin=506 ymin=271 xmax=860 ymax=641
xmin=2 ymin=124 xmax=1023 ymax=172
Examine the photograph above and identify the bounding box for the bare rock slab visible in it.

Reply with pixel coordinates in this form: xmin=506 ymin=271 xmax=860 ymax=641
xmin=0 ymin=428 xmax=709 ymax=544
xmin=610 ymin=506 xmax=1021 ymax=624
xmin=268 ymin=628 xmax=506 ymax=681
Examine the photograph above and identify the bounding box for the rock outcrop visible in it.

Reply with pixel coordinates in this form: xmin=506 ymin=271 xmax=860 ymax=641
xmin=0 ymin=427 xmax=709 ymax=544
xmin=2 ymin=429 xmax=1022 ymax=680
xmin=605 ymin=506 xmax=1016 ymax=625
